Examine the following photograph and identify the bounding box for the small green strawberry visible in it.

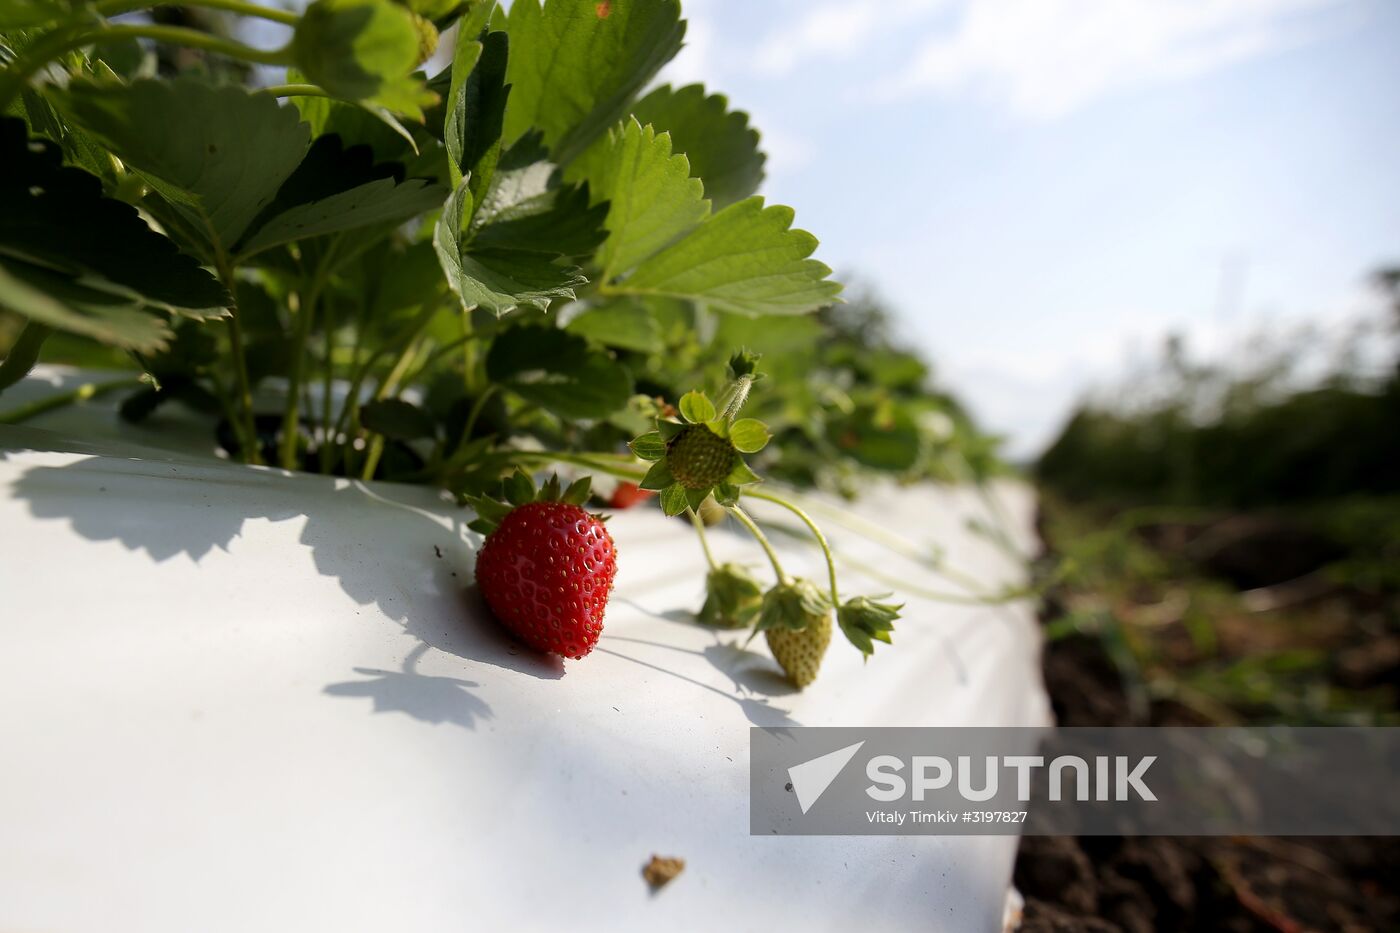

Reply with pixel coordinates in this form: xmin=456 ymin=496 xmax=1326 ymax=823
xmin=699 ymin=563 xmax=764 ymax=628
xmin=668 ymin=424 xmax=736 ymax=489
xmin=629 ymin=364 xmax=772 ymax=518
xmin=757 ymin=579 xmax=833 ymax=688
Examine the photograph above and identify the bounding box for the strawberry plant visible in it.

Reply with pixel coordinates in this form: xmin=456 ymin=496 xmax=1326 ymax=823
xmin=0 ymin=0 xmax=1003 ymax=685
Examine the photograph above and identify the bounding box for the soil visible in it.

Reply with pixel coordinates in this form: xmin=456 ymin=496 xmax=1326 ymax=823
xmin=1015 ymin=528 xmax=1400 ymax=932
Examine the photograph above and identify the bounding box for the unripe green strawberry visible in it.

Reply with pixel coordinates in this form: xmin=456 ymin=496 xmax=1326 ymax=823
xmin=759 ymin=579 xmax=833 ymax=688
xmin=667 ymin=424 xmax=736 ymax=489
xmin=699 ymin=563 xmax=763 ymax=628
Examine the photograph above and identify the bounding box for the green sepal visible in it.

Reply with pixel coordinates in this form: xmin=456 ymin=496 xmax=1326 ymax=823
xmin=629 ymin=431 xmax=667 ymax=461
xmin=538 ymin=473 xmax=562 ymax=502
xmin=837 ymin=595 xmax=902 ymax=657
xmin=728 ymin=348 xmax=762 ymax=380
xmin=726 ymin=458 xmax=761 ymax=486
xmin=756 ymin=578 xmax=831 ymax=633
xmin=562 ymin=476 xmax=592 ymax=505
xmin=639 ymin=457 xmax=676 ymax=491
xmin=505 ymin=468 xmax=536 ymax=506
xmin=684 ymin=486 xmax=711 ymax=511
xmin=678 ymin=389 xmax=716 ymax=424
xmin=659 ymin=483 xmax=689 ymax=516
xmin=657 ymin=419 xmax=686 ymax=441
xmin=713 ymin=482 xmax=741 ymax=507
xmin=728 ymin=418 xmax=770 ymax=453
xmin=467 ymin=517 xmax=496 ymax=535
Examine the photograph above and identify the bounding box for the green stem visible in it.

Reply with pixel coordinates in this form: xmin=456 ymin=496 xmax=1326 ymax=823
xmin=746 ymin=489 xmax=839 ymax=605
xmin=0 ymin=376 xmax=139 ymax=424
xmin=213 ymin=253 xmax=260 ymax=465
xmin=460 ymin=383 xmax=497 ymax=441
xmin=94 ymin=0 xmax=300 ymax=26
xmin=0 ymin=22 xmax=294 ymax=110
xmin=687 ymin=507 xmax=719 ymax=570
xmin=280 ymin=264 xmax=329 ymax=470
xmin=514 ymin=451 xmax=646 ymax=482
xmin=257 ymin=84 xmax=331 ymax=99
xmin=0 ymin=321 xmax=53 ymax=394
xmin=729 ymin=504 xmax=787 ymax=585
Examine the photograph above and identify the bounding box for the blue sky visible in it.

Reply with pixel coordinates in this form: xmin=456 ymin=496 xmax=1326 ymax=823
xmin=657 ymin=0 xmax=1400 ymax=457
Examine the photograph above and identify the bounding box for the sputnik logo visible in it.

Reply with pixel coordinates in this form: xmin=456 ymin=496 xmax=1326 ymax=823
xmin=787 ymin=741 xmax=866 ymax=814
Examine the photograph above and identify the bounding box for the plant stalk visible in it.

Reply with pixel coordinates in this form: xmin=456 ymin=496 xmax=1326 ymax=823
xmin=746 ymin=489 xmax=839 ymax=605
xmin=729 ymin=504 xmax=788 ymax=585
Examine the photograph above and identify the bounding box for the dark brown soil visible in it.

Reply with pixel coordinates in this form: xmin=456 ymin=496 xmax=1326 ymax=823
xmin=1016 ymin=543 xmax=1399 ymax=931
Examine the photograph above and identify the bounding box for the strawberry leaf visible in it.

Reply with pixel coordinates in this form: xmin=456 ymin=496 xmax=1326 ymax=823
xmin=53 ymin=78 xmax=310 ymax=260
xmin=484 ymin=325 xmax=633 ymax=420
xmin=626 ymin=83 xmax=764 ymax=210
xmin=565 ymin=299 xmax=663 ymax=353
xmin=611 ymin=197 xmax=842 ymax=316
xmin=0 ymin=118 xmax=228 ymax=353
xmin=584 ymin=118 xmax=709 ymax=282
xmin=434 ymin=179 xmax=587 ymax=316
xmin=502 ymin=0 xmax=684 ymax=165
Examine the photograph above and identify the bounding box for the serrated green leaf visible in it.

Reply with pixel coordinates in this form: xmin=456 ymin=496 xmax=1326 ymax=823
xmin=611 ymin=197 xmax=841 ymax=316
xmin=564 ymin=300 xmax=662 ymax=353
xmin=502 ymin=0 xmax=684 ymax=164
xmin=434 ymin=179 xmax=587 ymax=315
xmin=728 ymin=418 xmax=770 ymax=453
xmin=485 ymin=325 xmax=633 ymax=419
xmin=659 ymin=482 xmax=688 ymax=517
xmin=0 ymin=263 xmax=171 ymax=353
xmin=446 ymin=27 xmax=508 ymax=202
xmin=0 ymin=118 xmax=227 ymax=314
xmin=627 ymin=83 xmax=764 ymax=210
xmin=289 ymin=66 xmax=419 ymax=159
xmin=678 ymin=390 xmax=715 ymax=424
xmin=638 ymin=457 xmax=675 ymax=491
xmin=293 ymin=0 xmax=437 ymax=119
xmin=360 ymin=398 xmax=437 ymax=440
xmin=54 ymin=78 xmax=310 ymax=258
xmin=471 ymin=178 xmax=607 ymax=259
xmin=628 ymin=431 xmax=666 ymax=461
xmin=239 ymin=177 xmax=446 ymax=258
xmin=588 ymin=118 xmax=709 ymax=280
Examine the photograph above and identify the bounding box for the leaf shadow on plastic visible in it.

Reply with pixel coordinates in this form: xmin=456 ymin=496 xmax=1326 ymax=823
xmin=323 ymin=643 xmax=493 ymax=729
xmin=6 ymin=451 xmax=566 ymax=733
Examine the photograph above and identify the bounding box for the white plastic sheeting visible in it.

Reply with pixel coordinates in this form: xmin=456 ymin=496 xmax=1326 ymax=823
xmin=0 ymin=369 xmax=1049 ymax=932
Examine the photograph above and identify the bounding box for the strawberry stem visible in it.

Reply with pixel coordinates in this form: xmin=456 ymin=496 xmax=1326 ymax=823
xmin=745 ymin=489 xmax=839 ymax=606
xmin=728 ymin=505 xmax=788 ymax=585
xmin=686 ymin=507 xmax=719 ymax=570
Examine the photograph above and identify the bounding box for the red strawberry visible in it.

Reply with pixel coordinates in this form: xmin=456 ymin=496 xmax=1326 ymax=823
xmin=469 ymin=473 xmax=617 ymax=659
xmin=608 ymin=481 xmax=654 ymax=509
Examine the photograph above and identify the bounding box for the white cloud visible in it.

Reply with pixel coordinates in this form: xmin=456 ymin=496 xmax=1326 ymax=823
xmin=754 ymin=0 xmax=947 ymax=77
xmin=885 ymin=0 xmax=1348 ymax=120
